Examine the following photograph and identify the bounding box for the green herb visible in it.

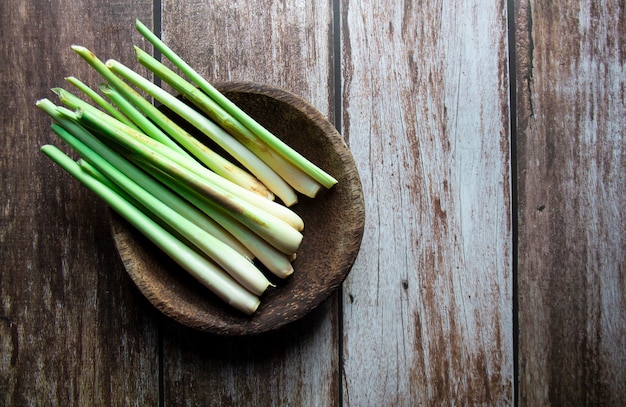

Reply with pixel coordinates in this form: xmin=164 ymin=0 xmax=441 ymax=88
xmin=38 ymin=24 xmax=337 ymax=313
xmin=41 ymin=144 xmax=261 ymax=315
xmin=106 ymin=58 xmax=298 ymax=206
xmin=135 ymin=19 xmax=338 ymax=189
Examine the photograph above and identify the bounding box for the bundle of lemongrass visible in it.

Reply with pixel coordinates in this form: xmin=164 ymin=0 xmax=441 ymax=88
xmin=38 ymin=20 xmax=337 ymax=315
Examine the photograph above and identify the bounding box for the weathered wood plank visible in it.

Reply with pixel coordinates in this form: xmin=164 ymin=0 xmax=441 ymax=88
xmin=0 ymin=2 xmax=159 ymax=405
xmin=160 ymin=1 xmax=339 ymax=406
xmin=340 ymin=1 xmax=513 ymax=405
xmin=515 ymin=0 xmax=626 ymax=404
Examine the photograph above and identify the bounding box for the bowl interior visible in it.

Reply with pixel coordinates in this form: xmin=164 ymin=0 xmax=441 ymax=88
xmin=110 ymin=82 xmax=365 ymax=335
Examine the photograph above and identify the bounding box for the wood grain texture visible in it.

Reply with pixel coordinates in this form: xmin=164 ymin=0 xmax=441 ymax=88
xmin=340 ymin=1 xmax=513 ymax=405
xmin=516 ymin=0 xmax=626 ymax=405
xmin=161 ymin=0 xmax=335 ymax=122
xmin=160 ymin=1 xmax=340 ymax=405
xmin=0 ymin=1 xmax=159 ymax=405
xmin=3 ymin=1 xmax=624 ymax=405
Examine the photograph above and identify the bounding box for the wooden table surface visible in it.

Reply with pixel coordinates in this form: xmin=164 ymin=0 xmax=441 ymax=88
xmin=2 ymin=1 xmax=624 ymax=405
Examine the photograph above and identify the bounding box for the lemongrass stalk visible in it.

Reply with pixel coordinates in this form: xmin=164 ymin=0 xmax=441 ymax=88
xmin=76 ymin=149 xmax=215 ymax=258
xmin=145 ymin=163 xmax=295 ymax=278
xmin=63 ymin=102 xmax=303 ymax=230
xmin=135 ymin=19 xmax=337 ymax=189
xmin=61 ymin=104 xmax=303 ymax=232
xmin=77 ymin=157 xmax=225 ymax=266
xmin=78 ymin=156 xmax=252 ymax=270
xmin=58 ymin=95 xmax=212 ymax=179
xmin=75 ymin=107 xmax=304 ymax=254
xmin=76 ymin=156 xmax=241 ymax=269
xmin=53 ymin=88 xmax=217 ymax=197
xmin=57 ymin=87 xmax=219 ymax=194
xmin=69 ymin=46 xmax=193 ymax=154
xmin=69 ymin=46 xmax=270 ymax=198
xmin=53 ymin=87 xmax=124 ymax=124
xmin=41 ymin=144 xmax=260 ymax=314
xmin=171 ymin=178 xmax=296 ymax=278
xmin=109 ymin=86 xmax=274 ymax=200
xmin=55 ymin=95 xmax=210 ymax=188
xmin=67 ymin=98 xmax=242 ymax=203
xmin=106 ymin=58 xmax=299 ymax=206
xmin=54 ymin=87 xmax=156 ymax=151
xmin=134 ymin=46 xmax=323 ymax=198
xmin=39 ymin=108 xmax=255 ymax=261
xmin=50 ymin=125 xmax=270 ymax=295
xmin=77 ymin=158 xmax=168 ymax=231
xmin=75 ymin=157 xmax=172 ymax=236
xmin=65 ymin=76 xmax=137 ymax=129
xmin=54 ymin=85 xmax=186 ymax=157
xmin=37 ymin=98 xmax=254 ymax=260
xmin=97 ymin=83 xmax=191 ymax=157
xmin=76 ymin=144 xmax=255 ymax=262
xmin=77 ymin=159 xmax=127 ymax=194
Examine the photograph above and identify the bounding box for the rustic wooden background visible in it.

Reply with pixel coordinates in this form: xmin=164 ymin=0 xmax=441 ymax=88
xmin=1 ymin=0 xmax=624 ymax=405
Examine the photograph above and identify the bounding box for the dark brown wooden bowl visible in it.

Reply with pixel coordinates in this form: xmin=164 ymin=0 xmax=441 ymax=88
xmin=110 ymin=82 xmax=365 ymax=335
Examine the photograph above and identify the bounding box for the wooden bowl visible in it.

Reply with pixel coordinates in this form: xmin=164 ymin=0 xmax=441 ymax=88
xmin=110 ymin=82 xmax=365 ymax=335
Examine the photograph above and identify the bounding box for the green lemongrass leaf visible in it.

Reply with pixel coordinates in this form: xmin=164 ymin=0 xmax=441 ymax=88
xmin=134 ymin=46 xmax=323 ymax=198
xmin=70 ymin=47 xmax=270 ymax=198
xmin=69 ymin=45 xmax=265 ymax=197
xmin=77 ymin=107 xmax=303 ymax=254
xmin=77 ymin=159 xmax=123 ymax=191
xmin=52 ymin=86 xmax=138 ymax=129
xmin=135 ymin=18 xmax=338 ymax=189
xmin=36 ymin=98 xmax=254 ymax=260
xmin=106 ymin=58 xmax=298 ymax=207
xmin=70 ymin=104 xmax=303 ymax=230
xmin=70 ymin=45 xmax=185 ymax=154
xmin=97 ymin=83 xmax=189 ymax=157
xmin=71 ymin=105 xmax=303 ymax=231
xmin=65 ymin=76 xmax=136 ymax=128
xmin=42 ymin=111 xmax=255 ymax=261
xmin=40 ymin=144 xmax=260 ymax=315
xmin=145 ymin=163 xmax=295 ymax=279
xmin=77 ymin=157 xmax=256 ymax=265
xmin=101 ymin=84 xmax=273 ymax=199
xmin=50 ymin=125 xmax=270 ymax=295
xmin=56 ymin=95 xmax=214 ymax=186
xmin=76 ymin=157 xmax=202 ymax=253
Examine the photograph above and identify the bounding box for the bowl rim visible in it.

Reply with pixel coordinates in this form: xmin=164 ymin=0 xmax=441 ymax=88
xmin=110 ymin=81 xmax=365 ymax=335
